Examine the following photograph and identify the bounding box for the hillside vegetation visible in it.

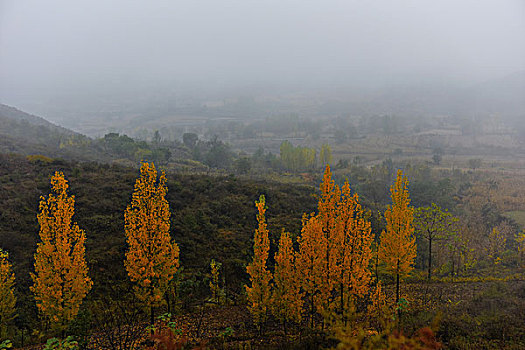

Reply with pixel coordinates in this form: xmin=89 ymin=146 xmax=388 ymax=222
xmin=1 ymin=105 xmax=525 ymax=349
xmin=1 ymin=150 xmax=525 ymax=349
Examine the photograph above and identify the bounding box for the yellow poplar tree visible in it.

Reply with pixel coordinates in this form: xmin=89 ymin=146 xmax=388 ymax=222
xmin=367 ymin=281 xmax=387 ymax=317
xmin=296 ymin=214 xmax=324 ymax=327
xmin=316 ymin=165 xmax=341 ymax=317
xmin=337 ymin=181 xmax=373 ymax=313
xmin=0 ymin=248 xmax=16 ymax=338
xmin=246 ymin=195 xmax=272 ymax=328
xmin=379 ymin=169 xmax=416 ymax=306
xmin=272 ymin=229 xmax=302 ymax=329
xmin=318 ymin=166 xmax=374 ymax=313
xmin=297 ymin=165 xmax=374 ymax=325
xmin=125 ymin=162 xmax=179 ymax=317
xmin=209 ymin=259 xmax=222 ymax=304
xmin=31 ymin=172 xmax=92 ymax=331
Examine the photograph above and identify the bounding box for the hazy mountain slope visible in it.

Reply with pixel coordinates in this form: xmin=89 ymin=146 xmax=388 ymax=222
xmin=0 ymin=103 xmax=112 ymax=161
xmin=0 ymin=103 xmax=78 ymax=131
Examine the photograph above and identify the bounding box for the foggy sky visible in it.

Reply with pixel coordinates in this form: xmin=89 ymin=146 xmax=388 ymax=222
xmin=1 ymin=0 xmax=524 ymax=101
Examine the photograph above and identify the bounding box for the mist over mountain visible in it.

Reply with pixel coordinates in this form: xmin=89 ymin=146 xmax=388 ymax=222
xmin=2 ymin=71 xmax=522 ymax=138
xmin=1 ymin=0 xmax=524 ymax=135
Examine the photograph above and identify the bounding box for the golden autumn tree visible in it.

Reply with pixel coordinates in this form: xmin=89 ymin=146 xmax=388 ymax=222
xmin=209 ymin=259 xmax=223 ymax=304
xmin=316 ymin=165 xmax=341 ymax=318
xmin=296 ymin=214 xmax=324 ymax=327
xmin=379 ymin=169 xmax=416 ymax=307
xmin=367 ymin=281 xmax=389 ymax=324
xmin=297 ymin=165 xmax=374 ymax=325
xmin=336 ymin=181 xmax=374 ymax=314
xmin=125 ymin=162 xmax=179 ymax=322
xmin=272 ymin=229 xmax=302 ymax=330
xmin=0 ymin=248 xmax=16 ymax=338
xmin=31 ymin=172 xmax=92 ymax=331
xmin=246 ymin=195 xmax=272 ymax=329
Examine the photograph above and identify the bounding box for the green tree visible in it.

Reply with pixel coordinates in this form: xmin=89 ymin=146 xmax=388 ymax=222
xmin=414 ymin=203 xmax=457 ymax=280
xmin=182 ymin=133 xmax=198 ymax=149
xmin=205 ymin=136 xmax=232 ymax=169
xmin=279 ymin=141 xmax=316 ymax=172
xmin=235 ymin=157 xmax=251 ymax=174
xmin=468 ymin=158 xmax=482 ymax=170
xmin=432 ymin=147 xmax=443 ymax=165
xmin=319 ymin=144 xmax=333 ymax=166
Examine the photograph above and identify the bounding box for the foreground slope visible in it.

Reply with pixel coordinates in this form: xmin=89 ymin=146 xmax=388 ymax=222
xmin=0 ymin=153 xmax=316 ymax=315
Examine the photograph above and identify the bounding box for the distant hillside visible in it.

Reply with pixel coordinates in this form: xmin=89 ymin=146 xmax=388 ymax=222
xmin=0 ymin=103 xmax=106 ymax=161
xmin=0 ymin=103 xmax=78 ymax=131
xmin=0 ymin=104 xmax=187 ymax=166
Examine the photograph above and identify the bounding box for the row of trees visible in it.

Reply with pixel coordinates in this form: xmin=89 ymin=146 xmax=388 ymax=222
xmin=101 ymin=133 xmax=171 ymax=164
xmin=245 ymin=166 xmax=417 ymax=330
xmin=2 ymin=160 xmax=517 ymax=344
xmin=279 ymin=141 xmax=332 ymax=172
xmin=0 ymin=163 xmax=180 ymax=335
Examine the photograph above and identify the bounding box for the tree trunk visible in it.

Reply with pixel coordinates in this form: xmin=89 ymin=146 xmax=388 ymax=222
xmin=396 ymin=260 xmax=401 ymax=325
xmin=396 ymin=272 xmax=400 ymax=305
xmin=452 ymin=254 xmax=455 ymax=276
xmin=310 ymin=296 xmax=314 ymax=328
xmin=396 ymin=261 xmax=400 ymax=304
xmin=340 ymin=281 xmax=344 ymax=317
xmin=150 ymin=306 xmax=155 ymax=334
xmin=375 ymin=250 xmax=379 ymax=282
xmin=428 ymin=236 xmax=432 ymax=280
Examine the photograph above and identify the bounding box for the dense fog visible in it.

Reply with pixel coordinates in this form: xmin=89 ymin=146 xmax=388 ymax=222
xmin=1 ymin=0 xmax=524 ymax=124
